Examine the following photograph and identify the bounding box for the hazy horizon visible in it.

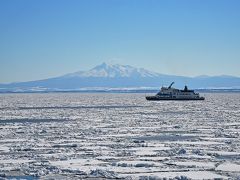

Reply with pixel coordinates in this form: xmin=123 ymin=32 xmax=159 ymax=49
xmin=1 ymin=0 xmax=240 ymax=83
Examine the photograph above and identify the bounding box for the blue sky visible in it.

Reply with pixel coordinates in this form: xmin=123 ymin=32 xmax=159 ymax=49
xmin=1 ymin=0 xmax=240 ymax=83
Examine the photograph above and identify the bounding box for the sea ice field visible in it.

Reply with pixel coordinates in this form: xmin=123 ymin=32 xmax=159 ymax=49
xmin=0 ymin=93 xmax=239 ymax=179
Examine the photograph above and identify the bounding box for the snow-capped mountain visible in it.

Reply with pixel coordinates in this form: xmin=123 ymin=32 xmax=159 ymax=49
xmin=64 ymin=62 xmax=161 ymax=78
xmin=1 ymin=62 xmax=240 ymax=92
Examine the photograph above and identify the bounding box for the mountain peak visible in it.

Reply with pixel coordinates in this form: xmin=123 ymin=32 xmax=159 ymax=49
xmin=65 ymin=62 xmax=160 ymax=78
xmin=92 ymin=62 xmax=120 ymax=70
xmin=94 ymin=62 xmax=110 ymax=68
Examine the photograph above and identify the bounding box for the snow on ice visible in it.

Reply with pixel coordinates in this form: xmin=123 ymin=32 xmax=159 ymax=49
xmin=0 ymin=93 xmax=239 ymax=179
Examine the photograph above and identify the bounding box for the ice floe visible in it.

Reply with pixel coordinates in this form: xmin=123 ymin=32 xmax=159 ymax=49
xmin=0 ymin=93 xmax=239 ymax=179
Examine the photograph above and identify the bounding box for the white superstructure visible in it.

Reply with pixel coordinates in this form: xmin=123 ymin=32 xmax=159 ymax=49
xmin=146 ymin=82 xmax=205 ymax=100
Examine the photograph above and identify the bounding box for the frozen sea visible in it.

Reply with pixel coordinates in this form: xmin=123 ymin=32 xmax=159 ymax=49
xmin=0 ymin=93 xmax=239 ymax=179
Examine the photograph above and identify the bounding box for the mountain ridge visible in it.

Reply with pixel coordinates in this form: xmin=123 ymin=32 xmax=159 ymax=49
xmin=62 ymin=62 xmax=162 ymax=78
xmin=1 ymin=62 xmax=240 ymax=92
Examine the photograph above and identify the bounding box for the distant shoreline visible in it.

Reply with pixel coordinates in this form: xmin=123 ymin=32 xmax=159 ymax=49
xmin=1 ymin=89 xmax=240 ymax=94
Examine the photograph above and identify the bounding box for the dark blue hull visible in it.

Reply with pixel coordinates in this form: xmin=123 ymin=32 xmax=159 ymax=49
xmin=146 ymin=96 xmax=205 ymax=101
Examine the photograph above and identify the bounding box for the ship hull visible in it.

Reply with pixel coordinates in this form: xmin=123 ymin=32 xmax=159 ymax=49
xmin=146 ymin=96 xmax=205 ymax=101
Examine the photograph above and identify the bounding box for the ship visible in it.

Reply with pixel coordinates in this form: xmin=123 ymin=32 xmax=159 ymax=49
xmin=146 ymin=82 xmax=205 ymax=101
